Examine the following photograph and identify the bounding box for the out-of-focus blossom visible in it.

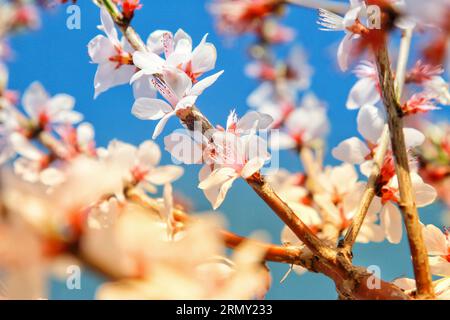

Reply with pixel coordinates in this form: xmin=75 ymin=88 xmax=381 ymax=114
xmin=372 ymin=172 xmax=437 ymax=243
xmin=403 ymin=0 xmax=450 ymax=67
xmin=314 ymin=163 xmax=384 ymax=243
xmin=274 ymin=93 xmax=329 ymax=149
xmin=346 ymin=61 xmax=380 ymax=109
xmin=402 ymin=92 xmax=440 ymax=115
xmin=422 ymin=224 xmax=450 ymax=276
xmin=55 ymin=122 xmax=97 ymax=158
xmin=394 ymin=276 xmax=450 ymax=299
xmin=0 ymin=221 xmax=47 ymax=300
xmin=209 ymin=0 xmax=284 ymax=36
xmin=257 ymin=20 xmax=295 ymax=44
xmin=417 ymin=122 xmax=450 ymax=208
xmin=113 ymin=0 xmax=143 ymax=21
xmin=246 ymin=45 xmax=313 ymax=127
xmin=98 ymin=139 xmax=183 ymax=194
xmin=96 ymin=216 xmax=270 ymax=299
xmin=22 ymin=82 xmax=82 ymax=129
xmin=406 ymin=61 xmax=450 ymax=105
xmin=332 ymin=104 xmax=424 ymax=173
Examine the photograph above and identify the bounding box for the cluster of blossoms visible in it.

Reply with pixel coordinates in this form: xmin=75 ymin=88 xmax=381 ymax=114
xmin=1 ymin=0 xmax=450 ymax=300
xmin=209 ymin=0 xmax=294 ymax=44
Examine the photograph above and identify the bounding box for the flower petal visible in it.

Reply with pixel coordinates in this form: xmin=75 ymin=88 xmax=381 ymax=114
xmin=189 ymin=70 xmax=224 ymax=96
xmin=357 ymin=104 xmax=385 ymax=143
xmin=132 ymin=98 xmax=172 ymax=120
xmin=332 ymin=137 xmax=370 ymax=164
xmin=381 ymin=201 xmax=403 ymax=244
xmin=347 ymin=78 xmax=380 ymax=109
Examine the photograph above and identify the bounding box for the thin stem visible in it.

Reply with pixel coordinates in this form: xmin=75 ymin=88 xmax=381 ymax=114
xmin=340 ymin=126 xmax=389 ymax=253
xmin=299 ymin=146 xmax=324 ymax=194
xmin=99 ymin=0 xmax=146 ymax=52
xmin=285 ymin=0 xmax=349 ymax=14
xmin=395 ymin=28 xmax=413 ymax=99
xmin=246 ymin=173 xmax=336 ymax=261
xmin=340 ymin=28 xmax=414 ymax=255
xmin=374 ymin=41 xmax=434 ymax=299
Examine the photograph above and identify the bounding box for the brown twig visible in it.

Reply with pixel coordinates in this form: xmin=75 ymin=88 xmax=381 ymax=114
xmin=373 ymin=41 xmax=434 ymax=299
xmin=340 ymin=28 xmax=413 ymax=255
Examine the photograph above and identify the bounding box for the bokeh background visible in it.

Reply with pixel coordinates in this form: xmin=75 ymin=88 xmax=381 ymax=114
xmin=6 ymin=0 xmax=448 ymax=299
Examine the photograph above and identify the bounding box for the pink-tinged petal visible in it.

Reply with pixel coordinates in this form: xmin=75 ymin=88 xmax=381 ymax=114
xmin=381 ymin=202 xmax=403 ymax=244
xmin=330 ymin=163 xmax=358 ymax=194
xmin=413 ymin=181 xmax=437 ymax=207
xmin=164 ymin=131 xmax=204 ymax=165
xmin=337 ymin=33 xmax=354 ymax=72
xmin=347 ymin=78 xmax=380 ymax=109
xmin=146 ymin=30 xmax=171 ymax=55
xmin=22 ymin=82 xmax=48 ymax=119
xmin=173 ymin=29 xmax=192 ymax=48
xmin=422 ymin=224 xmax=448 ymax=256
xmin=100 ymin=8 xmax=119 ymax=44
xmin=393 ymin=278 xmax=416 ymax=291
xmin=314 ymin=194 xmax=341 ymax=224
xmin=403 ymin=128 xmax=425 ymax=148
xmin=173 ymin=38 xmax=192 ymax=57
xmin=332 ymin=137 xmax=370 ymax=164
xmin=289 ymin=202 xmax=322 ymax=226
xmin=357 ymin=104 xmax=385 ymax=143
xmin=40 ymin=167 xmax=65 ymax=186
xmin=175 ymin=95 xmax=197 ymax=111
xmin=192 ymin=34 xmax=217 ymax=73
xmin=246 ymin=82 xmax=274 ymax=108
xmin=189 ymin=70 xmax=224 ymax=96
xmin=357 ymin=223 xmax=385 ymax=243
xmin=146 ymin=165 xmax=184 ymax=185
xmin=88 ymin=35 xmax=116 ymax=64
xmin=281 ymin=225 xmax=300 ymax=246
xmin=94 ymin=63 xmax=135 ymax=98
xmin=132 ymin=51 xmax=165 ymax=74
xmin=198 ymin=166 xmax=238 ymax=210
xmin=52 ymin=110 xmax=83 ymax=124
xmin=198 ymin=166 xmax=236 ymax=190
xmin=137 ymin=140 xmax=161 ymax=167
xmin=435 ymin=278 xmax=450 ymax=299
xmin=152 ymin=111 xmax=175 ymax=139
xmin=131 ymin=98 xmax=172 ymax=120
xmin=359 ymin=160 xmax=374 ymax=177
xmin=10 ymin=133 xmax=42 ymax=161
xmin=132 ymin=76 xmax=157 ymax=99
xmin=270 ymin=132 xmax=296 ymax=150
xmin=241 ymin=157 xmax=265 ymax=178
xmin=429 ymin=256 xmax=450 ymax=277
xmin=236 ymin=111 xmax=273 ymax=132
xmin=162 ymin=67 xmax=192 ymax=99
xmin=343 ymin=5 xmax=362 ymax=28
xmin=48 ymin=94 xmax=75 ymax=113
xmin=76 ymin=123 xmax=95 ymax=146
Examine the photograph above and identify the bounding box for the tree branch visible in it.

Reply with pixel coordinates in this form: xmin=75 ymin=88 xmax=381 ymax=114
xmin=373 ymin=40 xmax=434 ymax=299
xmin=340 ymin=28 xmax=414 ymax=255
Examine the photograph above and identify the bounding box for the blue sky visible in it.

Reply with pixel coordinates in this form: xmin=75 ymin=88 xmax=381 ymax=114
xmin=7 ymin=1 xmax=449 ymax=299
